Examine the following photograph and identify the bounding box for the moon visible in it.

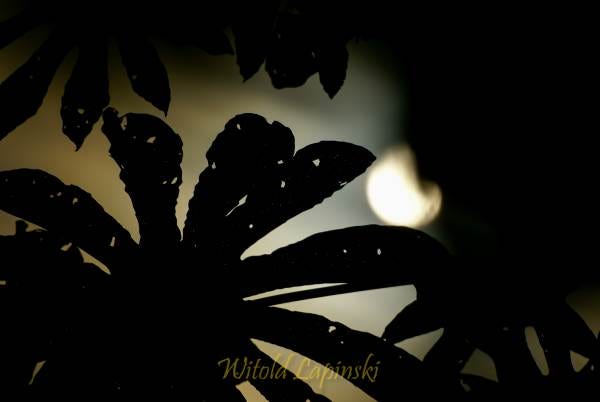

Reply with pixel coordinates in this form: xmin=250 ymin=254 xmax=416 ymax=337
xmin=366 ymin=146 xmax=442 ymax=227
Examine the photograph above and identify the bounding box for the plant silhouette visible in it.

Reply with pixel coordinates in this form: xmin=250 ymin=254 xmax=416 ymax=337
xmin=382 ymin=267 xmax=599 ymax=398
xmin=1 ymin=2 xmax=598 ymax=400
xmin=1 ymin=110 xmax=450 ymax=400
xmin=0 ymin=0 xmax=356 ymax=147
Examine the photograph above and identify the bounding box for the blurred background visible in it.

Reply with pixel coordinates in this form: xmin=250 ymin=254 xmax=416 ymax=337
xmin=1 ymin=2 xmax=597 ymax=400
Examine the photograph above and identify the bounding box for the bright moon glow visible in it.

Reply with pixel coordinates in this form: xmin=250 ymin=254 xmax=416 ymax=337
xmin=367 ymin=146 xmax=442 ymax=227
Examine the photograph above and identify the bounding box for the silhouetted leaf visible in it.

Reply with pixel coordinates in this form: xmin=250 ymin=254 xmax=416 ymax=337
xmin=240 ymin=225 xmax=448 ymax=297
xmin=117 ymin=33 xmax=170 ymax=114
xmin=249 ymin=306 xmax=437 ymax=401
xmin=0 ymin=224 xmax=108 ymax=391
xmin=0 ymin=169 xmax=137 ymax=271
xmin=257 ymin=1 xmax=353 ymax=96
xmin=183 ymin=113 xmax=294 ymax=253
xmin=0 ymin=8 xmax=43 ymax=50
xmin=0 ymin=30 xmax=72 ymax=140
xmin=232 ymin=1 xmax=279 ymax=80
xmin=60 ymin=36 xmax=110 ymax=149
xmin=102 ymin=108 xmax=182 ymax=248
xmin=227 ymin=141 xmax=374 ymax=256
xmin=317 ymin=41 xmax=349 ymax=98
xmin=383 ymin=299 xmax=444 ymax=344
xmin=266 ymin=13 xmax=318 ymax=89
xmin=184 ymin=114 xmax=375 ymax=259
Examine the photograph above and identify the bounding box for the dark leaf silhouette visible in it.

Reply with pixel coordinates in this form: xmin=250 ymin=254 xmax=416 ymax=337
xmin=102 ymin=108 xmax=182 ymax=248
xmin=265 ymin=12 xmax=318 ymax=89
xmin=317 ymin=42 xmax=349 ymax=98
xmin=117 ymin=34 xmax=171 ymax=114
xmin=383 ymin=267 xmax=600 ymax=395
xmin=0 ymin=1 xmax=360 ymax=144
xmin=0 ymin=168 xmax=137 ymax=270
xmin=60 ymin=35 xmax=110 ymax=148
xmin=239 ymin=225 xmax=447 ymax=297
xmin=0 ymin=30 xmax=73 ymax=141
xmin=0 ymin=110 xmax=446 ymax=399
xmin=383 ymin=298 xmax=444 ymax=344
xmin=232 ymin=1 xmax=279 ymax=81
xmin=183 ymin=113 xmax=375 ymax=259
xmin=235 ymin=0 xmax=354 ymax=97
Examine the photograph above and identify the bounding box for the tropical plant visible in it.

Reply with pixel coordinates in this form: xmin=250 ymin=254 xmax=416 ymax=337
xmin=382 ymin=267 xmax=600 ymax=398
xmin=0 ymin=0 xmax=356 ymax=146
xmin=0 ymin=109 xmax=451 ymax=400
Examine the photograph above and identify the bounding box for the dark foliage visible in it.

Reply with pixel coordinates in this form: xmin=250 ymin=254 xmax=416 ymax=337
xmin=0 ymin=111 xmax=450 ymax=400
xmin=382 ymin=266 xmax=600 ymax=398
xmin=0 ymin=0 xmax=365 ymax=145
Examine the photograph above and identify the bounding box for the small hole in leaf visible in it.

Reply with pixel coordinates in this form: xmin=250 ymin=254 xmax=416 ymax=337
xmin=77 ymin=108 xmax=85 ymax=115
xmin=340 ymin=340 xmax=344 ymax=345
xmin=162 ymin=180 xmax=168 ymax=185
xmin=342 ymin=249 xmax=347 ymax=254
xmin=249 ymin=223 xmax=254 ymax=229
xmin=110 ymin=236 xmax=116 ymax=247
xmin=211 ymin=162 xmax=216 ymax=170
xmin=311 ymin=51 xmax=316 ymax=59
xmin=377 ymin=248 xmax=382 ymax=255
xmin=280 ymin=180 xmax=286 ymax=188
xmin=570 ymin=350 xmax=590 ymax=372
xmin=171 ymin=177 xmax=178 ymax=184
xmin=131 ymin=74 xmax=138 ymax=80
xmin=312 ymin=159 xmax=320 ymax=167
xmin=236 ymin=123 xmax=241 ymax=130
xmin=60 ymin=242 xmax=73 ymax=252
xmin=29 ymin=361 xmax=46 ymax=385
xmin=226 ymin=195 xmax=247 ymax=216
xmin=72 ymin=197 xmax=79 ymax=205
xmin=460 ymin=379 xmax=471 ymax=392
xmin=277 ymin=160 xmax=284 ymax=165
xmin=56 ymin=192 xmax=62 ymax=197
xmin=328 ymin=326 xmax=336 ymax=333
xmin=339 ymin=181 xmax=347 ymax=187
xmin=120 ymin=116 xmax=128 ymax=130
xmin=0 ymin=279 xmax=7 ymax=287
xmin=49 ymin=194 xmax=55 ymax=198
xmin=502 ymin=326 xmax=509 ymax=331
xmin=146 ymin=136 xmax=156 ymax=144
